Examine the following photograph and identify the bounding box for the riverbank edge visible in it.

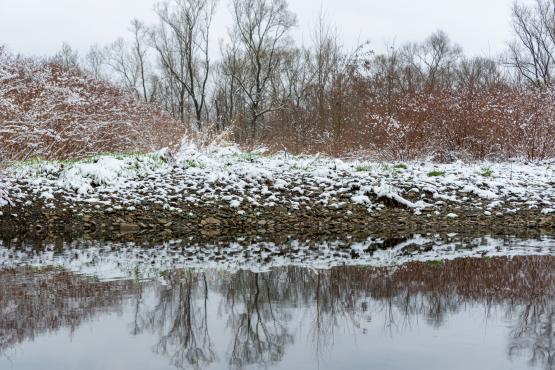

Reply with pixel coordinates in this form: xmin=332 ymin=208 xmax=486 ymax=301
xmin=1 ymin=196 xmax=554 ymax=244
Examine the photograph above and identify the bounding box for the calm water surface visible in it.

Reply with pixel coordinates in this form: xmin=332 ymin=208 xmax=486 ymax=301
xmin=0 ymin=251 xmax=553 ymax=370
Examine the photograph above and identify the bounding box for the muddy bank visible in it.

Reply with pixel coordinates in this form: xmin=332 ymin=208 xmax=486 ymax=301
xmin=1 ymin=194 xmax=554 ymax=244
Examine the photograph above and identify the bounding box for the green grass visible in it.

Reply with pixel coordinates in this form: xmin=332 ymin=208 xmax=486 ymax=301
xmin=14 ymin=157 xmax=78 ymax=167
xmin=11 ymin=152 xmax=167 ymax=178
xmin=184 ymin=159 xmax=206 ymax=169
xmin=426 ymin=259 xmax=445 ymax=267
xmin=374 ymin=163 xmax=406 ymax=176
xmin=232 ymin=152 xmax=259 ymax=162
xmin=14 ymin=151 xmax=161 ymax=168
xmin=427 ymin=170 xmax=445 ymax=177
xmin=355 ymin=164 xmax=372 ymax=172
xmin=480 ymin=167 xmax=493 ymax=177
xmin=290 ymin=163 xmax=309 ymax=171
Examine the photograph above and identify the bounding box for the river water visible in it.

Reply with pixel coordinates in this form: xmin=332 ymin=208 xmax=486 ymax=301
xmin=0 ymin=235 xmax=553 ymax=370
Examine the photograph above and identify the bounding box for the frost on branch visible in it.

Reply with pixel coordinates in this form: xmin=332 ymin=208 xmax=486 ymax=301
xmin=0 ymin=47 xmax=184 ymax=164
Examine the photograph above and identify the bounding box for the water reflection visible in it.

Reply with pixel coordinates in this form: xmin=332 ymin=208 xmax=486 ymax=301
xmin=0 ymin=267 xmax=139 ymax=354
xmin=138 ymin=272 xmax=216 ymax=369
xmin=0 ymin=256 xmax=553 ymax=370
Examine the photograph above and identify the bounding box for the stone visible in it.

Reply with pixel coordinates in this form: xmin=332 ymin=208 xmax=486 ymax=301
xmin=119 ymin=222 xmax=140 ymax=232
xmin=201 ymin=217 xmax=221 ymax=226
xmin=539 ymin=216 xmax=553 ymax=227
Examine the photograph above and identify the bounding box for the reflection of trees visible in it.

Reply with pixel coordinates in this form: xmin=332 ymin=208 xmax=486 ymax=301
xmin=0 ymin=267 xmax=139 ymax=354
xmin=138 ymin=271 xmax=215 ymax=370
xmin=505 ymin=257 xmax=555 ymax=370
xmin=218 ymin=270 xmax=294 ymax=369
xmin=211 ymin=256 xmax=554 ymax=370
xmin=508 ymin=301 xmax=554 ymax=370
xmin=1 ymin=256 xmax=554 ymax=370
xmin=305 ymin=269 xmax=370 ymax=355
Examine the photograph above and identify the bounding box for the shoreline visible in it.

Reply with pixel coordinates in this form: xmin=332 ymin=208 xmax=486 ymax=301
xmin=1 ymin=150 xmax=555 ymax=243
xmin=1 ymin=196 xmax=554 ymax=245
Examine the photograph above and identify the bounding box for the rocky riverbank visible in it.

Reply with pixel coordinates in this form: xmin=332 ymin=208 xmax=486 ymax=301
xmin=1 ymin=148 xmax=554 ymax=243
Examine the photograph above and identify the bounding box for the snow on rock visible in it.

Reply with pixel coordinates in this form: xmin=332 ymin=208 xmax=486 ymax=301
xmin=373 ymin=182 xmax=429 ymax=209
xmin=460 ymin=185 xmax=498 ymax=200
xmin=60 ymin=157 xmax=127 ymax=194
xmin=0 ymin=185 xmax=11 ymax=207
xmin=1 ymin=146 xmax=555 ymax=217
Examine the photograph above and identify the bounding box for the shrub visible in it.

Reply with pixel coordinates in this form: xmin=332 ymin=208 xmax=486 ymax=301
xmin=0 ymin=48 xmax=185 ymax=165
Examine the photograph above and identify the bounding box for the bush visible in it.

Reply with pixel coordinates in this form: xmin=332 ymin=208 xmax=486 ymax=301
xmin=0 ymin=47 xmax=185 ymax=165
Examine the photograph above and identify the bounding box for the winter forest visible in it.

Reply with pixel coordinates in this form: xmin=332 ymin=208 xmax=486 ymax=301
xmin=2 ymin=0 xmax=555 ymax=164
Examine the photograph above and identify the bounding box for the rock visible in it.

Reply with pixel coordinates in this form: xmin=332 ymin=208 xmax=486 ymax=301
xmin=120 ymin=222 xmax=140 ymax=232
xmin=539 ymin=217 xmax=553 ymax=227
xmin=201 ymin=217 xmax=221 ymax=226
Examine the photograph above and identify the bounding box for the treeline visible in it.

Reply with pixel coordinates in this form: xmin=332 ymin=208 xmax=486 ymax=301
xmin=41 ymin=0 xmax=555 ymax=159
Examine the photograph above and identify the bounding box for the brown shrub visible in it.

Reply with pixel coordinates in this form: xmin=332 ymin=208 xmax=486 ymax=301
xmin=0 ymin=48 xmax=185 ymax=164
xmin=260 ymin=82 xmax=555 ymax=161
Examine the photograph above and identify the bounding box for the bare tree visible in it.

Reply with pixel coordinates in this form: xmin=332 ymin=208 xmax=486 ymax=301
xmin=84 ymin=44 xmax=106 ymax=80
xmin=130 ymin=19 xmax=151 ymax=102
xmin=508 ymin=0 xmax=555 ymax=87
xmin=228 ymin=0 xmax=297 ymax=139
xmin=152 ymin=0 xmax=216 ymax=127
xmin=105 ymin=38 xmax=142 ymax=95
xmin=417 ymin=30 xmax=462 ymax=92
xmin=50 ymin=42 xmax=80 ymax=69
xmin=455 ymin=56 xmax=506 ymax=91
xmin=307 ymin=11 xmax=343 ymax=129
xmin=214 ymin=40 xmax=245 ymax=131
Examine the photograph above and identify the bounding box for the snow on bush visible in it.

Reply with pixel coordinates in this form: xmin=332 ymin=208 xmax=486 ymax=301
xmin=0 ymin=47 xmax=184 ymax=164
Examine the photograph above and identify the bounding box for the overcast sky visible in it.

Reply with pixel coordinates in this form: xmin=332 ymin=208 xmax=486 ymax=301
xmin=0 ymin=0 xmax=515 ymax=58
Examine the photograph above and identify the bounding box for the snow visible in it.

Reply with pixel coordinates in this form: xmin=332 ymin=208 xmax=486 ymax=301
xmin=0 ymin=175 xmax=12 ymax=207
xmin=0 ymin=48 xmax=182 ymax=163
xmin=0 ymin=234 xmax=553 ymax=280
xmin=1 ymin=144 xmax=555 ymax=219
xmin=373 ymin=182 xmax=429 ymax=209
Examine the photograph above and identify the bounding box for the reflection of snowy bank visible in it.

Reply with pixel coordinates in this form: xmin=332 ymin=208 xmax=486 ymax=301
xmin=1 ymin=235 xmax=554 ymax=280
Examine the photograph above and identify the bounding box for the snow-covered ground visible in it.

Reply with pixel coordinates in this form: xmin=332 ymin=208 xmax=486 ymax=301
xmin=1 ymin=144 xmax=555 ymax=217
xmin=1 ymin=235 xmax=554 ymax=280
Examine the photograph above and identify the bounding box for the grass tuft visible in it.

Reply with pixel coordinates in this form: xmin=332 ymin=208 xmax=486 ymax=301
xmin=426 ymin=259 xmax=445 ymax=267
xmin=480 ymin=167 xmax=493 ymax=177
xmin=355 ymin=164 xmax=372 ymax=172
xmin=427 ymin=170 xmax=445 ymax=177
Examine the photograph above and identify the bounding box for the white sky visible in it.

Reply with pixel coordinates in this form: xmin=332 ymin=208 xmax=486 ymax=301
xmin=0 ymin=0 xmax=515 ymax=58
